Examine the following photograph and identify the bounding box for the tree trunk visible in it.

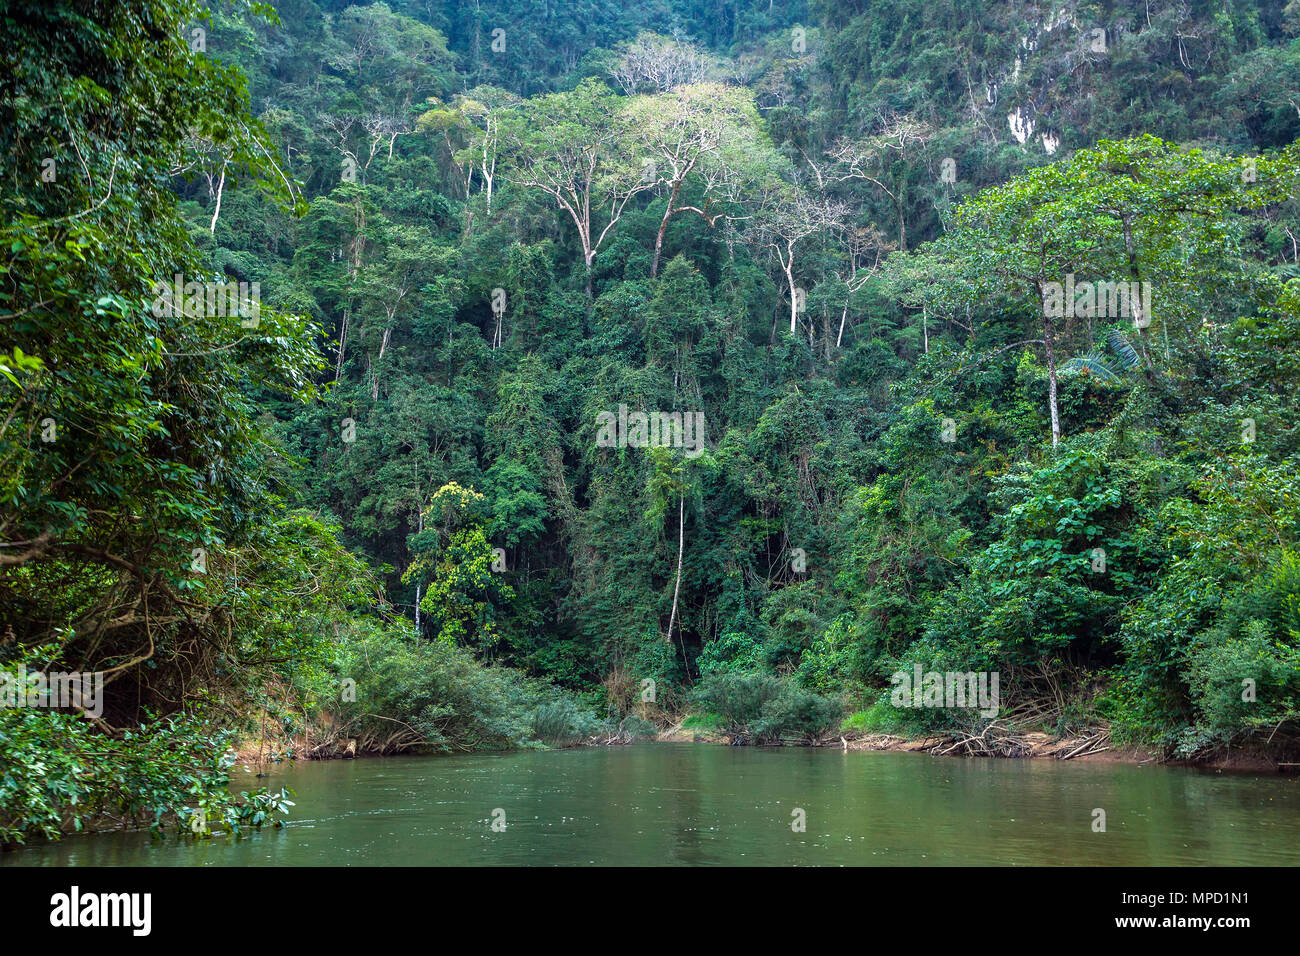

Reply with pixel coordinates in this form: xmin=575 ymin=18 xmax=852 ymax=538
xmin=209 ymin=161 xmax=227 ymax=234
xmin=666 ymin=493 xmax=689 ymax=678
xmin=651 ymin=179 xmax=684 ymax=278
xmin=371 ymin=327 xmax=391 ymax=400
xmin=666 ymin=493 xmax=684 ymax=643
xmin=1122 ymin=216 xmax=1154 ymax=370
xmin=785 ymin=254 xmax=798 ymax=335
xmin=335 ymin=306 xmax=350 ymax=381
xmin=1043 ymin=311 xmax=1061 ymax=447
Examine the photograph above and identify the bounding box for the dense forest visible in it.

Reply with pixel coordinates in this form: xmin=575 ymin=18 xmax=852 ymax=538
xmin=3 ymin=0 xmax=1300 ymax=843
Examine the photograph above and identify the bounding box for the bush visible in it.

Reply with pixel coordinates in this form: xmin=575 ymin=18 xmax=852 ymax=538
xmin=531 ymin=697 xmax=601 ymax=745
xmin=691 ymin=671 xmax=783 ymax=733
xmin=601 ymin=714 xmax=658 ymax=742
xmin=691 ymin=671 xmax=840 ymax=743
xmin=796 ymin=616 xmax=860 ymax=691
xmin=0 ymin=698 xmax=287 ymax=845
xmin=842 ymin=699 xmax=911 ymax=734
xmin=1185 ymin=556 xmax=1300 ymax=746
xmin=696 ymin=631 xmax=765 ymax=675
xmin=324 ymin=620 xmax=600 ymax=753
xmin=754 ymin=683 xmax=843 ymax=743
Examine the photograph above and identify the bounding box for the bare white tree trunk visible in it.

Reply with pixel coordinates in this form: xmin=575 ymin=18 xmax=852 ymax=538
xmin=209 ymin=161 xmax=227 ymax=234
xmin=1044 ymin=311 xmax=1060 ymax=446
xmin=371 ymin=327 xmax=391 ymax=400
xmin=783 ymin=246 xmax=798 ymax=335
xmin=414 ymin=506 xmax=424 ymax=631
xmin=666 ymin=493 xmax=684 ymax=643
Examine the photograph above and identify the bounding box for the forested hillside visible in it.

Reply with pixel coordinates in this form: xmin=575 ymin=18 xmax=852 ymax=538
xmin=3 ymin=0 xmax=1299 ymax=842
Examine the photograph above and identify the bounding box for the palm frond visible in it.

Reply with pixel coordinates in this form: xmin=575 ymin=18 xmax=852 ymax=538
xmin=1060 ymin=352 xmax=1122 ymax=380
xmin=1105 ymin=329 xmax=1140 ymax=369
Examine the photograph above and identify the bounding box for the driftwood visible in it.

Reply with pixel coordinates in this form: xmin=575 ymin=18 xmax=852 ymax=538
xmin=911 ymin=681 xmax=1114 ymax=760
xmin=922 ymin=721 xmax=1111 ymax=760
xmin=1058 ymin=730 xmax=1111 ymax=760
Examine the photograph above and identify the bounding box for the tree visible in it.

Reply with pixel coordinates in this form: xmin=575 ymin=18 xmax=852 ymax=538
xmin=627 ymin=83 xmax=764 ymax=277
xmin=0 ymin=0 xmax=350 ymax=837
xmin=646 ymin=447 xmax=702 ymax=676
xmin=329 ymin=2 xmax=454 ymax=109
xmin=353 ymin=223 xmax=449 ymax=399
xmin=752 ymin=186 xmax=848 ymax=336
xmin=404 ymin=483 xmax=514 ymax=651
xmin=827 ymin=114 xmax=936 ymax=253
xmin=498 ymin=78 xmax=654 ymax=296
xmin=609 ymin=31 xmax=720 ymax=95
xmin=295 ymin=184 xmax=374 ymax=380
xmin=418 ymin=86 xmax=518 ymax=219
xmin=925 ymin=136 xmax=1291 ymax=445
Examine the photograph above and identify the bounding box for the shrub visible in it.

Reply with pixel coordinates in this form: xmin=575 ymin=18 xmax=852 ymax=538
xmin=0 ymin=700 xmax=287 ymax=845
xmin=1185 ymin=555 xmax=1300 ymax=746
xmin=323 ymin=620 xmax=601 ymax=753
xmin=754 ymin=684 xmax=843 ymax=743
xmin=696 ymin=631 xmax=765 ymax=675
xmin=691 ymin=671 xmax=840 ymax=743
xmin=842 ymin=699 xmax=911 ymax=734
xmin=531 ymin=697 xmax=601 ymax=745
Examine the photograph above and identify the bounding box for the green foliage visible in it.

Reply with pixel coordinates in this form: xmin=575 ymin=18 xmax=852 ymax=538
xmin=0 ymin=685 xmax=288 ymax=845
xmin=323 ymin=618 xmax=598 ymax=753
xmin=530 ymin=698 xmax=602 ymax=746
xmin=6 ymin=0 xmax=1300 ymax=852
xmin=404 ymin=482 xmax=516 ymax=649
xmin=691 ymin=672 xmax=840 ymax=743
xmin=697 ymin=631 xmax=766 ymax=675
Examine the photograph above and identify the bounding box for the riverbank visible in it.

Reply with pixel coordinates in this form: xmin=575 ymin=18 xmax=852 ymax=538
xmin=656 ymin=722 xmax=1295 ymax=773
xmin=232 ymin=727 xmax=1294 ymax=774
xmin=228 ymin=712 xmax=1297 ymax=776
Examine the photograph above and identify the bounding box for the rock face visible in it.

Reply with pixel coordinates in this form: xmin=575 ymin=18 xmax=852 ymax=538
xmin=1008 ymin=107 xmax=1034 ymax=144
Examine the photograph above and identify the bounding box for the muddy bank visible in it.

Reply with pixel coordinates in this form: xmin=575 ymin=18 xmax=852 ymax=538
xmin=841 ymin=730 xmax=1299 ymax=772
xmin=656 ymin=724 xmax=1295 ymax=773
xmin=228 ymin=733 xmax=362 ymax=766
xmin=227 ymin=732 xmax=601 ymax=766
xmin=232 ymin=722 xmax=1294 ymax=775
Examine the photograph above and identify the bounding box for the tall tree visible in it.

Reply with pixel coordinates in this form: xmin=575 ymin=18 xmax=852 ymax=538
xmin=627 ymin=82 xmax=764 ymax=277
xmin=498 ymin=78 xmax=654 ymax=296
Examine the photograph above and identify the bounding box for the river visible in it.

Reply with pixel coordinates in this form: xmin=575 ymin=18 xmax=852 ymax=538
xmin=5 ymin=743 xmax=1299 ymax=865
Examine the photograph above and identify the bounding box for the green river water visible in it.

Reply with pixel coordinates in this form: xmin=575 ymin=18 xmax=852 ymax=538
xmin=5 ymin=743 xmax=1299 ymax=866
